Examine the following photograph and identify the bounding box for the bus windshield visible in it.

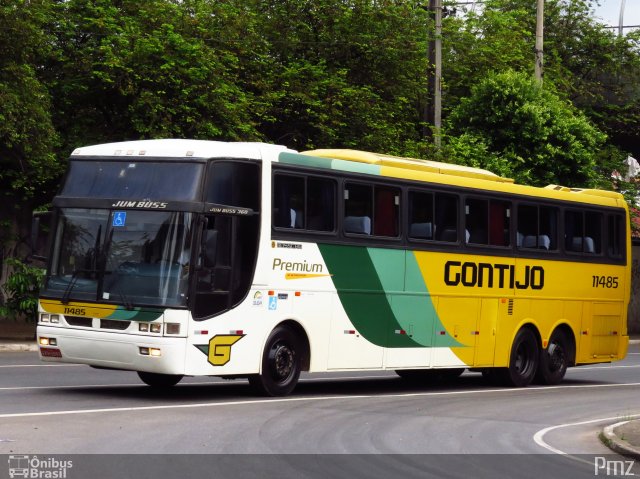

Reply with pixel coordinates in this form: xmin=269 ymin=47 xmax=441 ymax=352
xmin=43 ymin=208 xmax=193 ymax=308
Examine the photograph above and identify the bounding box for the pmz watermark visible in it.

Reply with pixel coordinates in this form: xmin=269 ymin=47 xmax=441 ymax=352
xmin=8 ymin=455 xmax=73 ymax=478
xmin=594 ymin=456 xmax=636 ymax=476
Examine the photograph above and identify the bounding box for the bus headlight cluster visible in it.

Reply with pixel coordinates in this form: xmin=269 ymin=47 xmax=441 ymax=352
xmin=165 ymin=323 xmax=180 ymax=335
xmin=40 ymin=314 xmax=60 ymax=323
xmin=139 ymin=323 xmax=162 ymax=334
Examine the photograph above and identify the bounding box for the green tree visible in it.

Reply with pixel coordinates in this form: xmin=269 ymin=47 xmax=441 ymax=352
xmin=443 ymin=0 xmax=640 ymax=161
xmin=48 ymin=0 xmax=260 ymax=153
xmin=0 ymin=0 xmax=61 ymax=201
xmin=250 ymin=0 xmax=430 ymax=154
xmin=446 ymin=70 xmax=606 ymax=187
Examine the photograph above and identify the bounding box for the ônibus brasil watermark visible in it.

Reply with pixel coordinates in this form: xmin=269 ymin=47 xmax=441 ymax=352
xmin=8 ymin=455 xmax=72 ymax=479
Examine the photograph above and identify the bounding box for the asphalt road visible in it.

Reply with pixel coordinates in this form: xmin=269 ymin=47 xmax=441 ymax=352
xmin=1 ymin=345 xmax=640 ymax=478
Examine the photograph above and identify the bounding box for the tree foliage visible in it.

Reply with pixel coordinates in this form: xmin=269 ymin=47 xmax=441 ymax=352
xmin=446 ymin=70 xmax=606 ymax=187
xmin=4 ymin=0 xmax=640 ymax=315
xmin=0 ymin=1 xmax=61 ymax=202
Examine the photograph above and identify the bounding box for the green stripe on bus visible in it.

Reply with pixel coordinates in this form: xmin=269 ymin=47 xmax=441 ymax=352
xmin=107 ymin=307 xmax=164 ymax=322
xmin=278 ymin=152 xmax=381 ymax=176
xmin=318 ymin=244 xmax=460 ymax=348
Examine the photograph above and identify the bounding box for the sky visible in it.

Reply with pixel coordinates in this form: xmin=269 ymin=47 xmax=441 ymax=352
xmin=592 ymin=0 xmax=640 ymax=31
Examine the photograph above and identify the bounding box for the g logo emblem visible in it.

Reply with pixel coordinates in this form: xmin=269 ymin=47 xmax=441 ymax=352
xmin=208 ymin=335 xmax=244 ymax=366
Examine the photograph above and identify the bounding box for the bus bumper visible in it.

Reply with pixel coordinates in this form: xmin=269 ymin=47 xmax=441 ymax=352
xmin=37 ymin=325 xmax=187 ymax=375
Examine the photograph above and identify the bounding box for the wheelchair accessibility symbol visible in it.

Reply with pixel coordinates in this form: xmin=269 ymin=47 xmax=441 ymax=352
xmin=112 ymin=211 xmax=127 ymax=227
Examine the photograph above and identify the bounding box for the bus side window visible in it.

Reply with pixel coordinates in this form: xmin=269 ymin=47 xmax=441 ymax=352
xmin=435 ymin=193 xmax=458 ymax=242
xmin=585 ymin=212 xmax=602 ymax=254
xmin=465 ymin=198 xmax=488 ymax=245
xmin=607 ymin=214 xmax=625 ymax=258
xmin=408 ymin=191 xmax=434 ymax=240
xmin=565 ymin=210 xmax=602 ymax=254
xmin=307 ymin=177 xmax=335 ymax=232
xmin=374 ymin=186 xmax=400 ymax=237
xmin=344 ymin=183 xmax=372 ymax=235
xmin=489 ymin=200 xmax=511 ymax=247
xmin=540 ymin=206 xmax=558 ymax=250
xmin=518 ymin=204 xmax=557 ymax=251
xmin=274 ymin=175 xmax=304 ymax=229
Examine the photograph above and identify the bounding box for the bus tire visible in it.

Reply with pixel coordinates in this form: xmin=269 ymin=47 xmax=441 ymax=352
xmin=249 ymin=326 xmax=301 ymax=397
xmin=496 ymin=328 xmax=539 ymax=387
xmin=535 ymin=329 xmax=569 ymax=385
xmin=137 ymin=371 xmax=183 ymax=388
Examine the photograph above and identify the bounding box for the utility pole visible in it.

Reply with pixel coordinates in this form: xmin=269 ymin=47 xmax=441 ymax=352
xmin=425 ymin=0 xmax=442 ymax=147
xmin=534 ymin=0 xmax=544 ymax=84
xmin=619 ymin=0 xmax=626 ymax=37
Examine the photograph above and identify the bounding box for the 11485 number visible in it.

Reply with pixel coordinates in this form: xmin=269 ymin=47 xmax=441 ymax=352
xmin=592 ymin=276 xmax=619 ymax=288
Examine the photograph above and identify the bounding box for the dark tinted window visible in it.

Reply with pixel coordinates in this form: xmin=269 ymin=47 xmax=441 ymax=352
xmin=565 ymin=209 xmax=602 ymax=254
xmin=344 ymin=183 xmax=399 ymax=237
xmin=464 ymin=199 xmax=511 ymax=247
xmin=206 ymin=161 xmax=260 ymax=210
xmin=607 ymin=214 xmax=626 ymax=258
xmin=273 ymin=174 xmax=335 ymax=231
xmin=61 ymin=161 xmax=204 ymax=201
xmin=517 ymin=204 xmax=558 ymax=250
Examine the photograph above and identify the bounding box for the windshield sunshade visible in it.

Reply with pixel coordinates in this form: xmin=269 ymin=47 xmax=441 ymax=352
xmin=61 ymin=161 xmax=203 ymax=201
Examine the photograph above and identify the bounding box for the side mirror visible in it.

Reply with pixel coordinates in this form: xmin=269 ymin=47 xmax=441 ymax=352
xmin=31 ymin=211 xmax=52 ymax=264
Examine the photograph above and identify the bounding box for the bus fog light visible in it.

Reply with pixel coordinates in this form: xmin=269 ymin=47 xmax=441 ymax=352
xmin=139 ymin=347 xmax=161 ymax=357
xmin=39 ymin=337 xmax=56 ymax=346
xmin=150 ymin=324 xmax=162 ymax=334
xmin=165 ymin=323 xmax=180 ymax=335
xmin=139 ymin=323 xmax=149 ymax=332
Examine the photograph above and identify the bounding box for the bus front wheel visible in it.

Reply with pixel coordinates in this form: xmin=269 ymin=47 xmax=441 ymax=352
xmin=137 ymin=371 xmax=183 ymax=388
xmin=496 ymin=328 xmax=539 ymax=387
xmin=249 ymin=326 xmax=301 ymax=397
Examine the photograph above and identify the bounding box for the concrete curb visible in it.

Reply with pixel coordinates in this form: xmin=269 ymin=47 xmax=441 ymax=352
xmin=601 ymin=421 xmax=640 ymax=460
xmin=0 ymin=342 xmax=37 ymax=352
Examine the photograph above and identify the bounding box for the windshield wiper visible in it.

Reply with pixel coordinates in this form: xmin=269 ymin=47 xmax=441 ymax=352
xmin=61 ymin=268 xmax=101 ymax=304
xmin=61 ymin=270 xmax=81 ymax=305
xmin=115 ymin=283 xmax=134 ymax=311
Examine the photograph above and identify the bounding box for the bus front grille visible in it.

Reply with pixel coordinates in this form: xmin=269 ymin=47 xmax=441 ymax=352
xmin=100 ymin=319 xmax=131 ymax=330
xmin=65 ymin=316 xmax=93 ymax=327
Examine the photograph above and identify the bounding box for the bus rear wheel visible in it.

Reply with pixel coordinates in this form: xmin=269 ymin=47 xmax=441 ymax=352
xmin=495 ymin=328 xmax=539 ymax=387
xmin=249 ymin=326 xmax=301 ymax=397
xmin=535 ymin=329 xmax=569 ymax=385
xmin=137 ymin=371 xmax=183 ymax=388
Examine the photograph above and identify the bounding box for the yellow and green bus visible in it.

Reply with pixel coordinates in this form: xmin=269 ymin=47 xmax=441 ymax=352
xmin=36 ymin=140 xmax=630 ymax=395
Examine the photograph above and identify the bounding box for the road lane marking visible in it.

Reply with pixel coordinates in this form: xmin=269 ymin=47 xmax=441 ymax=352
xmin=568 ymin=364 xmax=640 ymax=371
xmin=0 ymin=375 xmax=396 ymax=392
xmin=533 ymin=414 xmax=640 ymax=466
xmin=1 ymin=382 xmax=640 ymax=419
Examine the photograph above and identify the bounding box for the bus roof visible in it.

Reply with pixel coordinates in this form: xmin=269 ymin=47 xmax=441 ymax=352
xmin=70 ymin=139 xmax=294 ymax=160
xmin=304 ymin=149 xmax=515 ymax=183
xmin=291 ymin=149 xmax=626 ymax=208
